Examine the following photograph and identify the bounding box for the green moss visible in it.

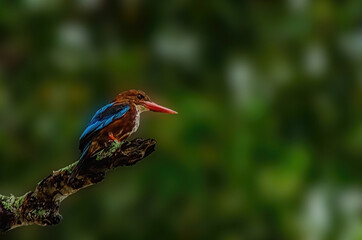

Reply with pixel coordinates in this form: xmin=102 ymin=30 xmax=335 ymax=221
xmin=38 ymin=209 xmax=46 ymax=216
xmin=96 ymin=140 xmax=122 ymax=161
xmin=58 ymin=161 xmax=78 ymax=173
xmin=0 ymin=194 xmax=15 ymax=211
xmin=13 ymin=195 xmax=25 ymax=209
xmin=0 ymin=194 xmax=26 ymax=212
xmin=31 ymin=208 xmax=46 ymax=216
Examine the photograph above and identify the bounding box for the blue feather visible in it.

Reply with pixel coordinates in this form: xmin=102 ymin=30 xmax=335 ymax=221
xmin=79 ymin=103 xmax=130 ymax=143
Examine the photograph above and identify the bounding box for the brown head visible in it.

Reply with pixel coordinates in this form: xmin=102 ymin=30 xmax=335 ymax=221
xmin=113 ymin=89 xmax=177 ymax=114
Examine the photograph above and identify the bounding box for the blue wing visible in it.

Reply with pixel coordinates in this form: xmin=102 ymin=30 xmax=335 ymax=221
xmin=79 ymin=102 xmax=130 ymax=152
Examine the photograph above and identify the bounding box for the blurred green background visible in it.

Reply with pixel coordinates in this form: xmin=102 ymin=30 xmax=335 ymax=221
xmin=1 ymin=0 xmax=362 ymax=239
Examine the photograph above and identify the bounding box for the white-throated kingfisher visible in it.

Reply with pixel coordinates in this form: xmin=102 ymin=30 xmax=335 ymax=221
xmin=71 ymin=89 xmax=177 ymax=178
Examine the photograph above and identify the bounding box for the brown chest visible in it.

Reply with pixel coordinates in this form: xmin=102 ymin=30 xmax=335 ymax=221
xmin=98 ymin=106 xmax=137 ymax=141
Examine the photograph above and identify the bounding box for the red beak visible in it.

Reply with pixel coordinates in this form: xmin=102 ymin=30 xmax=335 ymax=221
xmin=142 ymin=101 xmax=178 ymax=114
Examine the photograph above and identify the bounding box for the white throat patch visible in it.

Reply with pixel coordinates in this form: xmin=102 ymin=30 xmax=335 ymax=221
xmin=131 ymin=104 xmax=148 ymax=135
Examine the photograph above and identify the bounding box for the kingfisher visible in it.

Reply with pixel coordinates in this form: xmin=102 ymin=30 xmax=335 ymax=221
xmin=71 ymin=89 xmax=177 ymax=178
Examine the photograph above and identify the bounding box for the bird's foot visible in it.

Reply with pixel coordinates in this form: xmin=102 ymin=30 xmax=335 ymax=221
xmin=108 ymin=132 xmax=117 ymax=141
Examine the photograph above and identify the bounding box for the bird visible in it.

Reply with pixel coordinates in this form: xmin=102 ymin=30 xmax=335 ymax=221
xmin=70 ymin=89 xmax=177 ymax=179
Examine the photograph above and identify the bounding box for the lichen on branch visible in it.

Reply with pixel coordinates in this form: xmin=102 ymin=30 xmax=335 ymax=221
xmin=0 ymin=138 xmax=156 ymax=232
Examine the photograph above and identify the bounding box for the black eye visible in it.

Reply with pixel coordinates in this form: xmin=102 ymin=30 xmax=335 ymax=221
xmin=137 ymin=94 xmax=144 ymax=99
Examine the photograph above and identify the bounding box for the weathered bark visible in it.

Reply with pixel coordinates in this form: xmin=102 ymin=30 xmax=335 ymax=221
xmin=0 ymin=138 xmax=156 ymax=232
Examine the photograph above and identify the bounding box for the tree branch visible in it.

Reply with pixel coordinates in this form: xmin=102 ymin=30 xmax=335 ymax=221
xmin=0 ymin=138 xmax=156 ymax=232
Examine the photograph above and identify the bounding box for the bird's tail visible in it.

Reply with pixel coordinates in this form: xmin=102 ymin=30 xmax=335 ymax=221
xmin=69 ymin=143 xmax=91 ymax=181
